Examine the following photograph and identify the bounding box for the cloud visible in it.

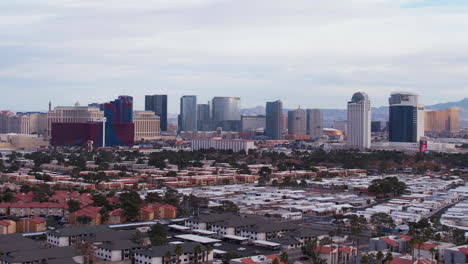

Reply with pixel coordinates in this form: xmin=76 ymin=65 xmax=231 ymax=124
xmin=1 ymin=0 xmax=468 ymax=112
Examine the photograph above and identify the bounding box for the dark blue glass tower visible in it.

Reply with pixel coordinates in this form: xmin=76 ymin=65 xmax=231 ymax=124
xmin=101 ymin=96 xmax=134 ymax=146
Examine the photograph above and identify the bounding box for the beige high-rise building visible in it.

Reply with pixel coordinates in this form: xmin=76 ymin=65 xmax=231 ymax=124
xmin=0 ymin=111 xmax=15 ymax=133
xmin=9 ymin=115 xmax=31 ymax=134
xmin=133 ymin=111 xmax=160 ymax=141
xmin=47 ymin=106 xmax=104 ymax=136
xmin=288 ymin=108 xmax=306 ymax=135
xmin=425 ymin=108 xmax=460 ymax=133
xmin=0 ymin=112 xmax=47 ymax=135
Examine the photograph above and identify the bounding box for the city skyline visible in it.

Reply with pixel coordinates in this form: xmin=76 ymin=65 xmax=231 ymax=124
xmin=4 ymin=91 xmax=468 ymax=116
xmin=2 ymin=0 xmax=468 ymax=112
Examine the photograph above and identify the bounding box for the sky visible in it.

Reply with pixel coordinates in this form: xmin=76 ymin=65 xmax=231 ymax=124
xmin=1 ymin=0 xmax=468 ymax=113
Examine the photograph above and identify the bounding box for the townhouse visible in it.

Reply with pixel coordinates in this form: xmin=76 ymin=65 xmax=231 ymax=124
xmin=134 ymin=242 xmax=213 ymax=264
xmin=369 ymin=235 xmax=410 ymax=253
xmin=444 ymin=245 xmax=468 ymax=264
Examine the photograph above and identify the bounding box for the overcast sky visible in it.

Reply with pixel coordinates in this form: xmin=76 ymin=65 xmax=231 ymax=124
xmin=2 ymin=0 xmax=468 ymax=113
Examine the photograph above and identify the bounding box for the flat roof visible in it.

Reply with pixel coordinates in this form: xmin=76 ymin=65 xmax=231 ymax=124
xmin=168 ymin=224 xmax=190 ymax=231
xmin=223 ymin=234 xmax=249 ymax=241
xmin=192 ymin=229 xmax=217 ymax=235
xmin=213 ymin=249 xmax=227 ymax=254
xmin=253 ymin=240 xmax=282 ymax=247
xmin=175 ymin=234 xmax=221 ymax=244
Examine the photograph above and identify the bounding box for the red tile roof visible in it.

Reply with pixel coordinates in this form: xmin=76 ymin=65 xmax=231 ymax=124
xmin=315 ymin=245 xmax=336 ymax=254
xmin=75 ymin=206 xmax=101 ymax=218
xmin=0 ymin=220 xmax=12 ymax=226
xmin=415 ymin=243 xmax=437 ymax=251
xmin=399 ymin=235 xmax=412 ymax=241
xmin=266 ymin=255 xmax=285 ymax=264
xmin=240 ymin=259 xmax=256 ymax=264
xmin=110 ymin=209 xmax=123 ymax=217
xmin=381 ymin=237 xmax=399 ymax=247
xmin=28 ymin=217 xmax=46 ymax=224
xmin=339 ymin=247 xmax=355 ymax=254
xmin=458 ymin=247 xmax=468 ymax=255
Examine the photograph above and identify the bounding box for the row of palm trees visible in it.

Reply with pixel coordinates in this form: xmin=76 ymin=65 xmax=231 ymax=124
xmin=161 ymin=244 xmax=213 ymax=264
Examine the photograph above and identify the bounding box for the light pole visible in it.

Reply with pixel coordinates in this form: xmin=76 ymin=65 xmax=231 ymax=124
xmin=102 ymin=117 xmax=107 ymax=148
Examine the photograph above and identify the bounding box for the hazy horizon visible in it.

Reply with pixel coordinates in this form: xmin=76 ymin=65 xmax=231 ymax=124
xmin=2 ymin=0 xmax=468 ymax=113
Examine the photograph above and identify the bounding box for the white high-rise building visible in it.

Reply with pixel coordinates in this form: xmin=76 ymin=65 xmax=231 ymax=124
xmin=347 ymin=92 xmax=371 ymax=149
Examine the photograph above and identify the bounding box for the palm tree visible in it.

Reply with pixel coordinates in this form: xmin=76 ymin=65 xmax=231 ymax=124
xmin=280 ymin=251 xmax=289 ymax=263
xmin=409 ymin=238 xmax=418 ymax=263
xmin=429 ymin=247 xmax=436 ymax=264
xmin=193 ymin=244 xmax=202 ymax=264
xmin=416 ymin=240 xmax=424 ymax=262
xmin=163 ymin=251 xmax=172 ymax=264
xmin=361 ymin=255 xmax=370 ymax=264
xmin=174 ymin=244 xmax=184 ymax=264
xmin=376 ymin=251 xmax=384 ymax=264
xmin=204 ymin=244 xmax=213 ymax=263
xmin=385 ymin=252 xmax=393 ymax=263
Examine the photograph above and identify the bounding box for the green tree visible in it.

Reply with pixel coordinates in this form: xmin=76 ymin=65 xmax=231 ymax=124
xmin=371 ymin=213 xmax=395 ymax=230
xmin=204 ymin=245 xmax=213 ymax=263
xmin=121 ymin=200 xmax=140 ymax=221
xmin=385 ymin=252 xmax=394 ymax=263
xmin=376 ymin=251 xmax=384 ymax=264
xmin=193 ymin=244 xmax=202 ymax=264
xmin=361 ymin=255 xmax=370 ymax=264
xmin=67 ymin=199 xmax=81 ymax=213
xmin=92 ymin=194 xmax=109 ymax=207
xmin=131 ymin=230 xmax=145 ymax=246
xmin=272 ymin=258 xmax=279 ymax=264
xmin=166 ymin=171 xmax=177 ymax=177
xmin=148 ymin=155 xmax=166 ymax=169
xmin=163 ymin=251 xmax=172 ymax=264
xmin=149 ymin=223 xmax=168 ymax=246
xmin=145 ymin=192 xmax=162 ymax=203
xmin=280 ymin=251 xmax=289 ymax=263
xmin=429 ymin=247 xmax=436 ymax=264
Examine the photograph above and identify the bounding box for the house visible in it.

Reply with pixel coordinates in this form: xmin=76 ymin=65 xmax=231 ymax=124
xmin=444 ymin=245 xmax=468 ymax=264
xmin=134 ymin=242 xmax=213 ymax=264
xmin=68 ymin=206 xmax=102 ymax=226
xmin=0 ymin=246 xmax=82 ymax=264
xmin=0 ymin=220 xmax=16 ymax=234
xmin=139 ymin=203 xmax=178 ymax=221
xmin=7 ymin=202 xmax=68 ymax=217
xmin=238 ymin=222 xmax=299 ymax=241
xmin=369 ymin=235 xmax=409 ymax=253
xmin=314 ymin=245 xmax=357 ymax=264
xmin=185 ymin=213 xmax=235 ymax=230
xmin=413 ymin=241 xmax=455 ymax=262
xmin=95 ymin=240 xmax=141 ymax=262
xmin=47 ymin=225 xmax=113 ymax=247
xmin=16 ymin=216 xmax=47 ymax=233
xmin=107 ymin=208 xmax=126 ymax=224
xmin=284 ymin=227 xmax=327 ymax=245
xmin=209 ymin=215 xmax=262 ymax=236
xmin=389 ymin=255 xmax=436 ymax=264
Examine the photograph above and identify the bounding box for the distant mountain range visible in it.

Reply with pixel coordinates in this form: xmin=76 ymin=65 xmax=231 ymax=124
xmin=241 ymin=98 xmax=468 ymax=127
